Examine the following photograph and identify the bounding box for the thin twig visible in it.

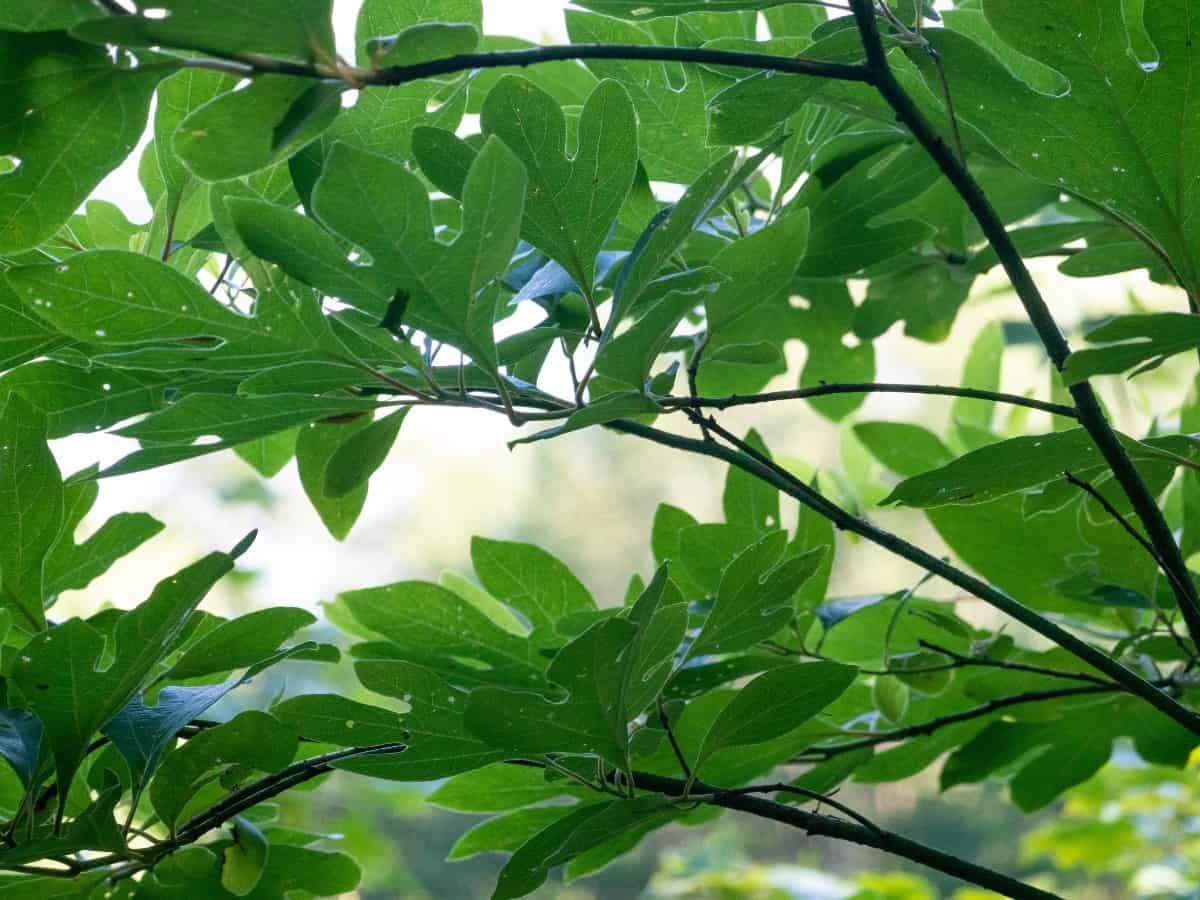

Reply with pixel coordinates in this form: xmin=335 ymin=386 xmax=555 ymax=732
xmin=657 ymin=697 xmax=692 ymax=780
xmin=658 ymin=382 xmax=1078 ymax=419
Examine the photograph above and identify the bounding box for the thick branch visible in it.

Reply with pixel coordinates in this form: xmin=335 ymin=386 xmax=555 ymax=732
xmin=846 ymin=0 xmax=1200 ymax=644
xmin=608 ymin=416 xmax=1200 ymax=735
xmin=178 ymin=43 xmax=869 ymax=88
xmin=660 ymin=381 xmax=1077 ymax=419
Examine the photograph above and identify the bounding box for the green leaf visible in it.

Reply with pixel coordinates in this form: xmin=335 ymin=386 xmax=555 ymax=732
xmin=951 ymin=321 xmax=1003 ymax=438
xmin=722 ymin=429 xmax=781 ymax=533
xmin=173 ymin=76 xmax=341 ymax=182
xmin=150 ymin=711 xmax=297 ymax=833
xmin=312 ymin=138 xmax=526 ymax=368
xmin=677 ymin=522 xmax=762 ymax=596
xmin=493 ymin=797 xmax=676 ymax=900
xmin=1063 ymin=313 xmax=1200 ymax=383
xmin=572 ymin=0 xmax=801 ymax=15
xmin=225 ymin=198 xmax=392 ymax=312
xmin=854 ymin=422 xmax=954 ymax=478
xmin=0 ymin=282 xmax=68 ymax=371
xmin=234 ymin=428 xmax=299 ymax=479
xmin=295 ymin=415 xmax=372 ymax=542
xmin=14 ymin=544 xmax=240 ymax=809
xmin=925 ymin=1 xmax=1200 ymax=298
xmin=464 ymin=617 xmax=641 ymax=769
xmin=0 ymin=395 xmax=63 ymax=630
xmin=429 ymin=763 xmax=581 ymax=813
xmin=482 ymin=76 xmax=638 ymax=300
xmin=152 ymin=68 xmax=238 ymax=218
xmin=346 ymin=660 xmax=505 ymax=780
xmin=872 ymin=676 xmax=911 ymax=724
xmin=271 ymin=694 xmax=408 ymax=746
xmin=167 ymin=607 xmax=317 ymax=681
xmin=796 ymin=145 xmax=939 ymax=277
xmin=0 ymin=1 xmax=101 ymax=30
xmin=470 ymin=536 xmax=596 ymax=636
xmin=688 ymin=532 xmax=825 ymax=659
xmin=564 ymin=11 xmax=724 ymax=182
xmin=366 ymin=22 xmax=479 ymax=66
xmin=882 ymin=428 xmax=1198 ymax=509
xmin=698 ymin=212 xmax=810 ymax=396
xmin=693 ymin=662 xmax=857 ymax=770
xmin=324 ymin=408 xmax=410 ymax=498
xmin=102 ymin=681 xmax=242 ymax=800
xmin=0 ymin=33 xmax=164 ymax=253
xmin=71 ymin=1 xmax=335 ymax=60
xmin=222 ymin=817 xmax=269 ymax=897
xmin=595 ymin=288 xmax=703 ymax=389
xmin=340 ymin=580 xmax=546 ymax=689
xmin=448 ymin=807 xmax=576 ymax=861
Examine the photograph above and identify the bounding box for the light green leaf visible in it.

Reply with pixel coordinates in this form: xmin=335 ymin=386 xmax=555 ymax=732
xmin=346 ymin=660 xmax=505 ymax=780
xmin=295 ymin=415 xmax=372 ymax=542
xmin=429 ymin=763 xmax=581 ymax=813
xmin=694 ymin=662 xmax=857 ymax=769
xmin=854 ymin=422 xmax=954 ymax=478
xmin=951 ymin=321 xmax=1003 ymax=437
xmin=882 ymin=428 xmax=1198 ymax=509
xmin=564 ymin=11 xmax=724 ymax=182
xmin=366 ymin=22 xmax=479 ymax=67
xmin=341 ymin=580 xmax=545 ymax=689
xmin=722 ymin=429 xmax=781 ymax=533
xmin=926 ymin=1 xmax=1200 ymax=298
xmin=0 ymin=395 xmax=63 ymax=630
xmin=271 ymin=694 xmax=408 ymax=746
xmin=174 ymin=77 xmax=341 ymax=182
xmin=324 ymin=408 xmax=409 ymax=498
xmin=225 ymin=198 xmax=392 ymax=312
xmin=234 ymin=428 xmax=299 ymax=479
xmin=167 ymin=607 xmax=317 ymax=681
xmin=1063 ymin=313 xmax=1200 ymax=383
xmin=595 ymin=289 xmax=701 ymax=389
xmin=0 ymin=1 xmax=101 ymax=30
xmin=470 ymin=536 xmax=596 ymax=636
xmin=312 ymin=138 xmax=526 ymax=368
xmin=222 ymin=817 xmax=269 ymax=897
xmin=482 ymin=76 xmax=638 ymax=299
xmin=448 ymin=807 xmax=576 ymax=861
xmin=572 ymin=0 xmax=800 ymax=15
xmin=0 ymin=33 xmax=164 ymax=253
xmin=872 ymin=676 xmax=911 ymax=724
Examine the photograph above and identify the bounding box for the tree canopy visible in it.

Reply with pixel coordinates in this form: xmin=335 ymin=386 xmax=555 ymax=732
xmin=0 ymin=1 xmax=1198 ymax=898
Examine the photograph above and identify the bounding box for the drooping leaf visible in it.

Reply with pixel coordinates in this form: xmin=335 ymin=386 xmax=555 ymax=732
xmin=221 ymin=816 xmax=270 ymax=897
xmin=323 ymin=408 xmax=410 ymax=498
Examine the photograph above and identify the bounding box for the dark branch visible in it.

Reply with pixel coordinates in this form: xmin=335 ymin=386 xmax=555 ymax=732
xmin=607 ymin=415 xmax=1200 ymax=736
xmin=660 ymin=381 xmax=1077 ymax=418
xmin=845 ymin=0 xmax=1200 ymax=645
xmin=177 ymin=43 xmax=870 ymax=88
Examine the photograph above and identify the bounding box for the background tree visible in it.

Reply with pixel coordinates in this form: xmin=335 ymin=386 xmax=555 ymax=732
xmin=0 ymin=0 xmax=1197 ymax=897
